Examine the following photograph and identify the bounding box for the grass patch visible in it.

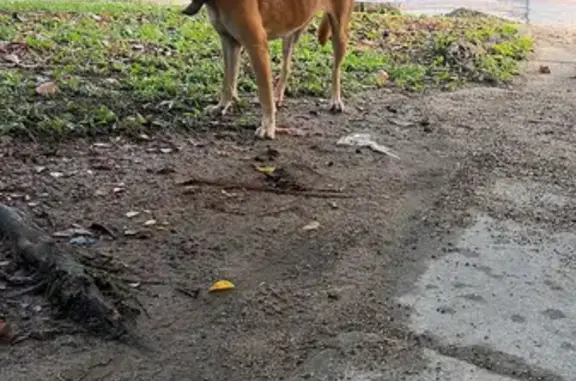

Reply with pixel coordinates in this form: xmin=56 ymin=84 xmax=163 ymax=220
xmin=0 ymin=0 xmax=532 ymax=138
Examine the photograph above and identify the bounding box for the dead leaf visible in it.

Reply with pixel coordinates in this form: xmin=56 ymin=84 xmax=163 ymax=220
xmin=123 ymin=229 xmax=151 ymax=239
xmin=144 ymin=219 xmax=157 ymax=226
xmin=88 ymin=222 xmax=116 ymax=239
xmin=94 ymin=188 xmax=108 ymax=197
xmin=92 ymin=142 xmax=111 ymax=148
xmin=0 ymin=320 xmax=10 ymax=338
xmin=539 ymin=65 xmax=551 ymax=74
xmin=208 ymin=280 xmax=235 ymax=292
xmin=2 ymin=54 xmax=20 ymax=64
xmin=125 ymin=211 xmax=140 ymax=218
xmin=52 ymin=227 xmax=94 ymax=238
xmin=36 ymin=81 xmax=58 ymax=95
xmin=221 ymin=190 xmax=236 ymax=198
xmin=255 ymin=166 xmax=276 ymax=174
xmin=49 ymin=171 xmax=64 ymax=178
xmin=302 ymin=221 xmax=320 ymax=231
xmin=12 ymin=12 xmax=26 ymax=23
xmin=376 ymin=70 xmax=389 ymax=85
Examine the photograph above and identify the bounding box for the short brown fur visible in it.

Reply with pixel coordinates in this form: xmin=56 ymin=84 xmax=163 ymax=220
xmin=183 ymin=0 xmax=355 ymax=139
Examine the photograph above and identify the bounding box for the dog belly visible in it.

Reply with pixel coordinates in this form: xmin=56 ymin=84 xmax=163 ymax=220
xmin=265 ymin=16 xmax=315 ymax=40
xmin=259 ymin=0 xmax=325 ymax=39
xmin=206 ymin=0 xmax=327 ymax=42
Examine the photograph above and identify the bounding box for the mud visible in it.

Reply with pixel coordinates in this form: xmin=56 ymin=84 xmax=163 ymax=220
xmin=1 ymin=27 xmax=575 ymax=381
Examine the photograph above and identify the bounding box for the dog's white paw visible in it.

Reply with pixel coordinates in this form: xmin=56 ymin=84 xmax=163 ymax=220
xmin=273 ymin=87 xmax=286 ymax=108
xmin=204 ymin=101 xmax=233 ymax=116
xmin=329 ymin=99 xmax=345 ymax=113
xmin=255 ymin=126 xmax=275 ymax=140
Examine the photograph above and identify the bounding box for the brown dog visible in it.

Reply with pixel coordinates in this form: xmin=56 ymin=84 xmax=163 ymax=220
xmin=182 ymin=0 xmax=354 ymax=139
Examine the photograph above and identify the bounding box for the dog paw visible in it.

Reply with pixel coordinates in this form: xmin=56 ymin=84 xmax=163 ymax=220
xmin=204 ymin=102 xmax=233 ymax=116
xmin=255 ymin=127 xmax=275 ymax=140
xmin=274 ymin=98 xmax=285 ymax=109
xmin=273 ymin=89 xmax=285 ymax=108
xmin=329 ymin=99 xmax=345 ymax=113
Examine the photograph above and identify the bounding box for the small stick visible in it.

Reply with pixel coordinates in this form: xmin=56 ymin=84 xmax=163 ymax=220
xmin=177 ymin=178 xmax=353 ymax=199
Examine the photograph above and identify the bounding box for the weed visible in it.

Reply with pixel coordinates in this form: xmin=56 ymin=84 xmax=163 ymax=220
xmin=0 ymin=0 xmax=532 ymax=138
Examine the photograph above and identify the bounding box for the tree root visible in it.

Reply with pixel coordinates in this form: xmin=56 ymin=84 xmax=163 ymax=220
xmin=0 ymin=203 xmax=141 ymax=343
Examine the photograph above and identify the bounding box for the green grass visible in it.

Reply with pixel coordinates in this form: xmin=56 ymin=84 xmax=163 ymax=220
xmin=0 ymin=0 xmax=533 ymax=138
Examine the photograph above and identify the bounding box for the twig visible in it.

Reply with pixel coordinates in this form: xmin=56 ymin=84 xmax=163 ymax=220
xmin=5 ymin=280 xmax=47 ymax=298
xmin=0 ymin=270 xmax=36 ymax=286
xmin=178 ymin=178 xmax=354 ymax=199
xmin=257 ymin=201 xmax=300 ymax=217
xmin=174 ymin=286 xmax=200 ymax=299
xmin=115 ymin=277 xmax=166 ymax=286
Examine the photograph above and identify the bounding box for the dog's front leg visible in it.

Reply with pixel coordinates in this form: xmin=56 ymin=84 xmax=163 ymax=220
xmin=274 ymin=29 xmax=303 ymax=107
xmin=245 ymin=39 xmax=276 ymax=139
xmin=328 ymin=14 xmax=349 ymax=113
xmin=205 ymin=33 xmax=241 ymax=116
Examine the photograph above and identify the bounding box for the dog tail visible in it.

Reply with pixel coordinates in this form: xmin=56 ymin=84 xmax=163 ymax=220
xmin=317 ymin=13 xmax=332 ymax=46
xmin=182 ymin=0 xmax=207 ymax=16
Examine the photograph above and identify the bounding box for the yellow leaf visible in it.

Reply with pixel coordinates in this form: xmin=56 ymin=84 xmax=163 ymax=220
xmin=255 ymin=166 xmax=275 ymax=174
xmin=208 ymin=280 xmax=235 ymax=292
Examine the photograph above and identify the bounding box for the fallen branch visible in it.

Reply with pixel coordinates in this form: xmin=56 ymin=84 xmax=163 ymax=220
xmin=0 ymin=203 xmax=138 ymax=341
xmin=178 ymin=178 xmax=354 ymax=199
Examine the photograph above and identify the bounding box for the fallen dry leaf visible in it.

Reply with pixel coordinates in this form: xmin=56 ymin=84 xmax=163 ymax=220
xmin=144 ymin=219 xmax=157 ymax=226
xmin=36 ymin=81 xmax=58 ymax=95
xmin=52 ymin=227 xmax=94 ymax=238
xmin=125 ymin=211 xmax=140 ymax=218
xmin=2 ymin=53 xmax=20 ymax=64
xmin=255 ymin=165 xmax=276 ymax=174
xmin=539 ymin=65 xmax=551 ymax=74
xmin=302 ymin=221 xmax=320 ymax=231
xmin=0 ymin=320 xmax=10 ymax=338
xmin=94 ymin=188 xmax=108 ymax=197
xmin=208 ymin=280 xmax=235 ymax=292
xmin=376 ymin=70 xmax=389 ymax=85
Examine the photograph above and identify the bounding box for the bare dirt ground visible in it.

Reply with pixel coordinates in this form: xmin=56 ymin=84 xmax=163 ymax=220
xmin=1 ymin=26 xmax=575 ymax=381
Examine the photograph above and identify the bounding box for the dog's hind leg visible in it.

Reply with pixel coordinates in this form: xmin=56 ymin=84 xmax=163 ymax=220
xmin=205 ymin=33 xmax=242 ymax=115
xmin=327 ymin=5 xmax=353 ymax=113
xmin=274 ymin=29 xmax=303 ymax=108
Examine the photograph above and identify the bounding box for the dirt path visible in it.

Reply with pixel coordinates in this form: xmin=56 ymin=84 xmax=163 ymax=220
xmin=0 ymin=27 xmax=575 ymax=381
